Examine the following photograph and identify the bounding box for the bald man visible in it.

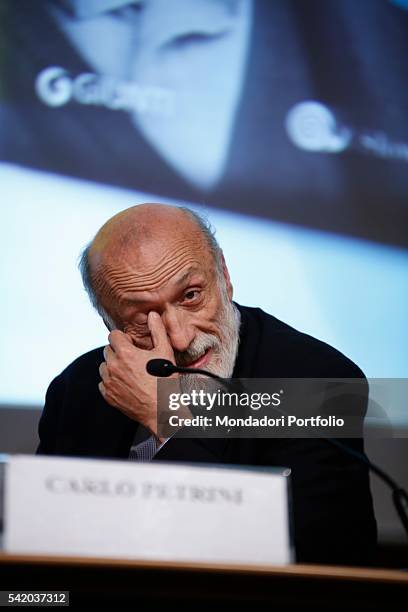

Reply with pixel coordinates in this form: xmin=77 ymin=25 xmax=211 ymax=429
xmin=38 ymin=204 xmax=377 ymax=565
xmin=81 ymin=204 xmax=241 ymax=440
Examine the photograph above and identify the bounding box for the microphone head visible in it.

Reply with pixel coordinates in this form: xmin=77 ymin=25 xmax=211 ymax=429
xmin=146 ymin=358 xmax=176 ymax=377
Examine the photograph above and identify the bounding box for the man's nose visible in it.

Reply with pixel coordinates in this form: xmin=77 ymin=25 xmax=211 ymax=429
xmin=161 ymin=306 xmax=195 ymax=353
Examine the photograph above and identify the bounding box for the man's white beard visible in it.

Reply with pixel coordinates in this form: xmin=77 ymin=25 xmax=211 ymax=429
xmin=174 ymin=290 xmax=241 ymax=396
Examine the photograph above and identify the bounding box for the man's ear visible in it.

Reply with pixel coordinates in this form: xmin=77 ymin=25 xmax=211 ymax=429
xmin=220 ymin=251 xmax=233 ymax=301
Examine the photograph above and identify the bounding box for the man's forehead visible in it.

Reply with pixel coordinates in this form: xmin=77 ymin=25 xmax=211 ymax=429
xmin=106 ymin=234 xmax=208 ymax=267
xmin=118 ymin=266 xmax=206 ymax=305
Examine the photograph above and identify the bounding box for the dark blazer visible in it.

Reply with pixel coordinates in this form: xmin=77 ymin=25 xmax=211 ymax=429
xmin=37 ymin=304 xmax=377 ymax=565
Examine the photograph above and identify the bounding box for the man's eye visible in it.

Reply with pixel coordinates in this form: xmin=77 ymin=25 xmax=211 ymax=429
xmin=183 ymin=289 xmax=200 ymax=302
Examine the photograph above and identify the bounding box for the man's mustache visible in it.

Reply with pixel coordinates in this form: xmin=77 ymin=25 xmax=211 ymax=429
xmin=174 ymin=334 xmax=220 ymax=367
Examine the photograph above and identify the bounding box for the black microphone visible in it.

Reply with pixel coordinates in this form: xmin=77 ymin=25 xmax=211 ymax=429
xmin=146 ymin=357 xmax=408 ymax=538
xmin=146 ymin=358 xmax=224 ymax=381
xmin=146 ymin=358 xmax=177 ymax=377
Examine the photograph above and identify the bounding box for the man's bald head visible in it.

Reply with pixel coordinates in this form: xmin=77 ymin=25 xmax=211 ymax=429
xmin=79 ymin=204 xmax=222 ymax=317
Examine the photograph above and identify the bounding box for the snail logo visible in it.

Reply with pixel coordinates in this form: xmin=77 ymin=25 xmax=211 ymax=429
xmin=285 ymin=101 xmax=352 ymax=153
xmin=35 ymin=66 xmax=72 ymax=107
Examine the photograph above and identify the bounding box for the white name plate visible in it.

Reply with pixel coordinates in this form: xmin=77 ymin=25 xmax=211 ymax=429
xmin=4 ymin=455 xmax=292 ymax=565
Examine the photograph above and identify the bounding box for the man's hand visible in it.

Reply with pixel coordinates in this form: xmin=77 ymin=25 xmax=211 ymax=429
xmin=98 ymin=311 xmax=176 ymax=438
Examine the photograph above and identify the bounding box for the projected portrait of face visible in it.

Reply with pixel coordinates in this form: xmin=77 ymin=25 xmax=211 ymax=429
xmin=47 ymin=0 xmax=253 ymax=190
xmin=4 ymin=0 xmax=407 ymax=247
